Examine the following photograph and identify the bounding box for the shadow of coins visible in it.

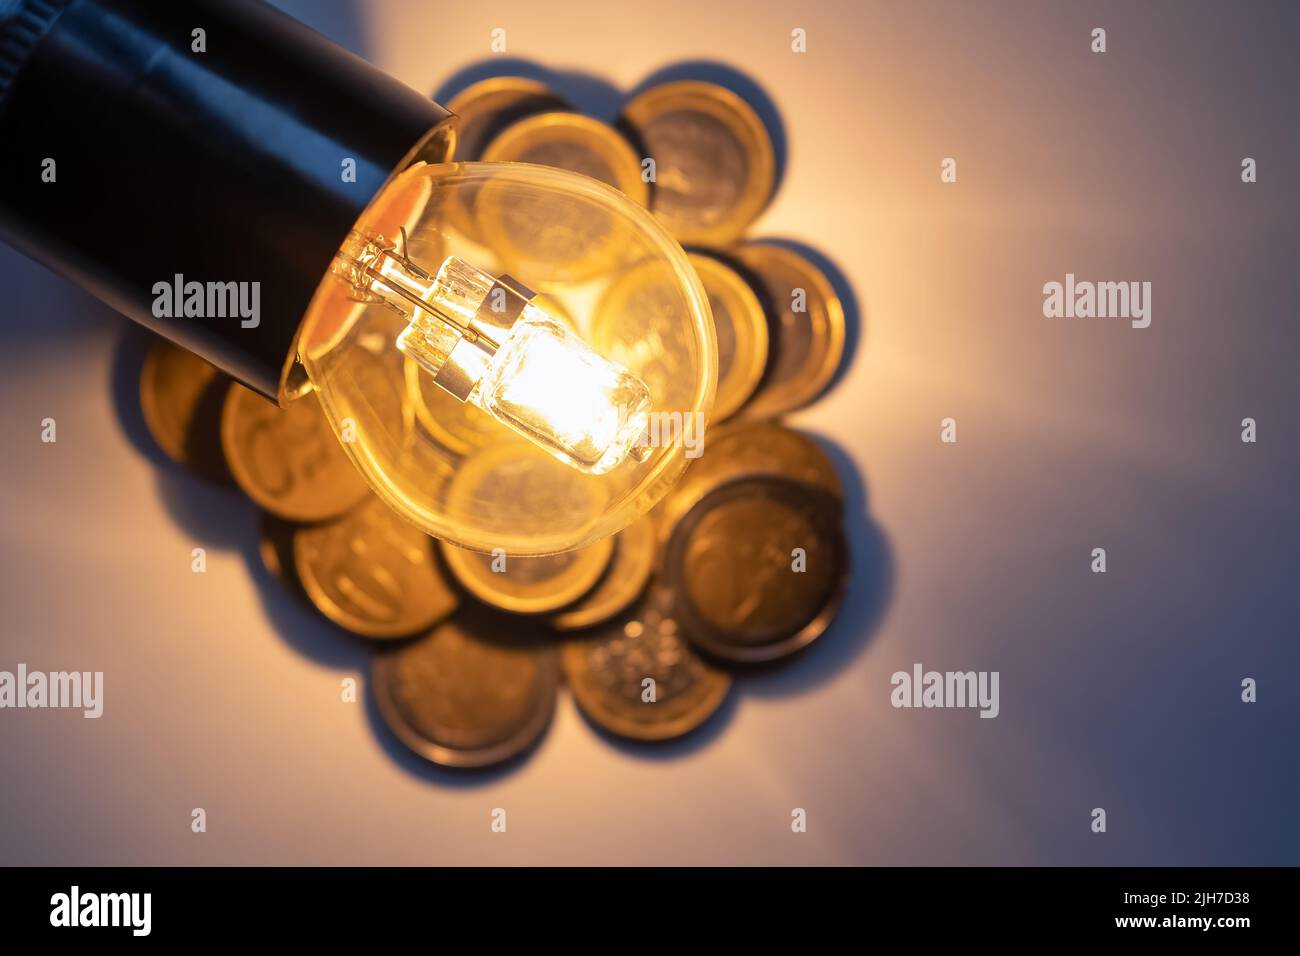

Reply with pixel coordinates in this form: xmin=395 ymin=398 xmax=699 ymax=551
xmin=562 ymin=585 xmax=732 ymax=742
xmin=371 ymin=606 xmax=560 ymax=769
xmin=113 ymin=327 xmax=246 ymax=549
xmin=291 ymin=497 xmax=459 ymax=640
xmin=663 ymin=475 xmax=848 ymax=665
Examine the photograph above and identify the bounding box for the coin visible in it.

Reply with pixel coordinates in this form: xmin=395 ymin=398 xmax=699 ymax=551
xmin=591 ymin=259 xmax=706 ymax=416
xmin=688 ymin=252 xmax=767 ymax=422
xmin=258 ymin=511 xmax=309 ymax=601
xmin=732 ymin=243 xmax=846 ymax=419
xmin=221 ymin=383 xmax=370 ymax=522
xmin=477 ymin=113 xmax=649 ymax=284
xmin=441 ymin=440 xmax=611 ymax=557
xmin=481 ymin=111 xmax=649 ymax=206
xmin=372 ymin=608 xmax=560 ymax=767
xmin=563 ymin=586 xmax=731 ymax=741
xmin=621 ymin=80 xmax=774 ymax=245
xmin=550 ymin=516 xmax=657 ymax=631
xmin=293 ymin=497 xmax=459 ymax=638
xmin=447 ymin=76 xmax=570 ymax=162
xmin=664 ymin=475 xmax=847 ymax=663
xmin=138 ymin=338 xmax=232 ymax=484
xmin=440 ymin=533 xmax=614 ymax=615
xmin=660 ymin=420 xmax=842 ymax=533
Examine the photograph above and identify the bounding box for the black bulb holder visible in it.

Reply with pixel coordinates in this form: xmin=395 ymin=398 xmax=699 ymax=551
xmin=0 ymin=0 xmax=455 ymax=400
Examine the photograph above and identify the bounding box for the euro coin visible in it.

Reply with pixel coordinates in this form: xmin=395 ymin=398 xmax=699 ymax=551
xmin=563 ymin=586 xmax=731 ymax=741
xmin=440 ymin=440 xmax=611 ymax=557
xmin=591 ymin=259 xmax=706 ymax=417
xmin=447 ymin=76 xmax=570 ymax=162
xmin=138 ymin=338 xmax=232 ymax=484
xmin=440 ymin=534 xmax=615 ymax=615
xmin=372 ymin=608 xmax=560 ymax=768
xmin=550 ymin=516 xmax=657 ymax=631
xmin=293 ymin=497 xmax=459 ymax=639
xmin=732 ymin=243 xmax=845 ymax=419
xmin=258 ymin=511 xmax=308 ymax=602
xmin=660 ymin=420 xmax=842 ymax=533
xmin=477 ymin=113 xmax=649 ymax=283
xmin=481 ymin=111 xmax=649 ymax=205
xmin=664 ymin=475 xmax=847 ymax=663
xmin=221 ymin=383 xmax=370 ymax=522
xmin=621 ymin=80 xmax=774 ymax=245
xmin=688 ymin=252 xmax=767 ymax=422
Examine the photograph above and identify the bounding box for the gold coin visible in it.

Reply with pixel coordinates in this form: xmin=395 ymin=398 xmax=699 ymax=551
xmin=665 ymin=476 xmax=847 ymax=663
xmin=550 ymin=516 xmax=656 ymax=631
xmin=293 ymin=497 xmax=458 ymax=638
xmin=258 ymin=511 xmax=309 ymax=603
xmin=591 ymin=259 xmax=703 ymax=416
xmin=138 ymin=338 xmax=232 ymax=484
xmin=373 ymin=608 xmax=559 ymax=768
xmin=477 ymin=113 xmax=649 ymax=284
xmin=441 ymin=440 xmax=611 ymax=557
xmin=660 ymin=419 xmax=841 ymax=534
xmin=440 ymin=534 xmax=614 ymax=615
xmin=688 ymin=252 xmax=767 ymax=422
xmin=622 ymin=80 xmax=774 ymax=245
xmin=481 ymin=111 xmax=649 ymax=205
xmin=221 ymin=383 xmax=370 ymax=522
xmin=563 ymin=586 xmax=732 ymax=742
xmin=732 ymin=243 xmax=845 ymax=419
xmin=447 ymin=76 xmax=570 ymax=162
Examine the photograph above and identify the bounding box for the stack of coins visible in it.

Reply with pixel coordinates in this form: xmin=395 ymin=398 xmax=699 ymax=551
xmin=135 ymin=72 xmax=852 ymax=768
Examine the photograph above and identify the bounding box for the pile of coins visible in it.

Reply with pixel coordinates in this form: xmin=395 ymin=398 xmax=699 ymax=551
xmin=136 ymin=72 xmax=851 ymax=768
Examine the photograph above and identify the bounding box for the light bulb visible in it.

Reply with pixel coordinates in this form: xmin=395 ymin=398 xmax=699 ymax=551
xmin=295 ymin=161 xmax=717 ymax=556
xmin=333 ymin=236 xmax=653 ymax=476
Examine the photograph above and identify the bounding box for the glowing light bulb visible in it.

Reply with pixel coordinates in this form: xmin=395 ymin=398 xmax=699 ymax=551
xmin=334 ymin=236 xmax=652 ymax=475
xmin=295 ymin=161 xmax=716 ymax=556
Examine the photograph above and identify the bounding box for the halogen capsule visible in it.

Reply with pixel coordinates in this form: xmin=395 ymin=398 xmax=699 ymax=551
xmin=394 ymin=256 xmax=652 ymax=475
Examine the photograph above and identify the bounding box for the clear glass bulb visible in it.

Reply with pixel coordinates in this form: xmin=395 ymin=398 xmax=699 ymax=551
xmin=293 ymin=161 xmax=717 ymax=556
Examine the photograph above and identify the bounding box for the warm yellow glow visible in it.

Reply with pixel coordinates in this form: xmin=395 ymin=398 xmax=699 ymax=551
xmin=394 ymin=255 xmax=651 ymax=475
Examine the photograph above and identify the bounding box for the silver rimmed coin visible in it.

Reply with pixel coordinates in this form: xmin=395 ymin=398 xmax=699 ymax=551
xmin=372 ymin=608 xmax=559 ymax=768
xmin=663 ymin=475 xmax=847 ymax=663
xmin=563 ymin=586 xmax=731 ymax=741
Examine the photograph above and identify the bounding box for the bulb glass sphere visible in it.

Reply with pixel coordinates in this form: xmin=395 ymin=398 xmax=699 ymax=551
xmin=295 ymin=161 xmax=717 ymax=555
